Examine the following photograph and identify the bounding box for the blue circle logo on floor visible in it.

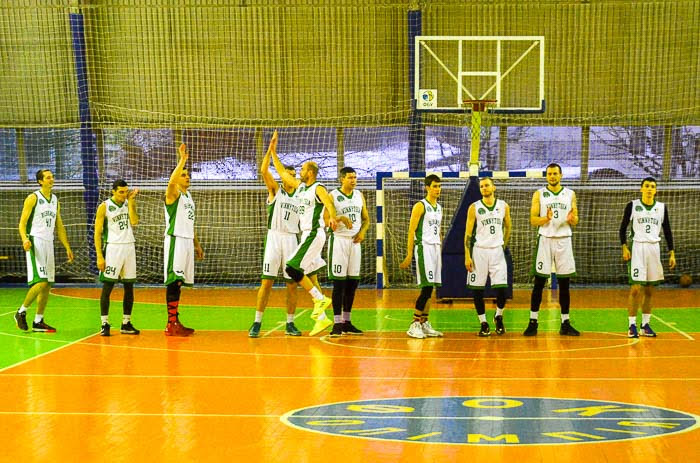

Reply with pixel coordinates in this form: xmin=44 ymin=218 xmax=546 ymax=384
xmin=281 ymin=397 xmax=698 ymax=445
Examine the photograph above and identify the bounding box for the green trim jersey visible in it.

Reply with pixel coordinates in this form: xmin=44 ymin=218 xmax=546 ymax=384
xmin=164 ymin=191 xmax=195 ymax=238
xmin=537 ymin=186 xmax=574 ymax=238
xmin=297 ymin=181 xmax=325 ymax=232
xmin=329 ymin=188 xmax=364 ymax=238
xmin=472 ymin=199 xmax=507 ymax=248
xmin=267 ymin=185 xmax=299 ymax=234
xmin=26 ymin=190 xmax=58 ymax=240
xmin=416 ymin=199 xmax=442 ymax=245
xmin=629 ymin=199 xmax=664 ymax=243
xmin=102 ymin=198 xmax=135 ymax=244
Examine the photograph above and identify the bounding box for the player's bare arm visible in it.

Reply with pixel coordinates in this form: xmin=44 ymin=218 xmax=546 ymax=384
xmin=194 ymin=233 xmax=205 ymax=261
xmin=269 ymin=131 xmax=300 ymax=189
xmin=353 ymin=194 xmax=370 ymax=243
xmin=166 ymin=143 xmax=189 ymax=205
xmin=18 ymin=193 xmax=37 ymax=251
xmin=318 ymin=185 xmax=351 ymax=229
xmin=260 ymin=137 xmax=279 ymax=200
xmin=530 ymin=190 xmax=552 ymax=227
xmin=400 ymin=202 xmax=424 ymax=269
xmin=567 ymin=192 xmax=579 ymax=226
xmin=127 ymin=188 xmax=140 ymax=225
xmin=55 ymin=204 xmax=73 ymax=263
xmin=94 ymin=202 xmax=107 ymax=271
xmin=503 ymin=203 xmax=512 ymax=247
xmin=464 ymin=204 xmax=476 ymax=272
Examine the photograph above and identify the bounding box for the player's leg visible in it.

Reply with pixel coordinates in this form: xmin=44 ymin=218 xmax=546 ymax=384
xmin=341 ymin=241 xmax=363 ymax=334
xmin=474 ymin=289 xmax=490 ymax=337
xmin=164 ymin=236 xmax=194 ymax=336
xmin=99 ymin=281 xmax=115 ymax=336
xmin=419 ymin=244 xmax=443 ymax=337
xmin=250 ymin=279 xmax=273 ymax=338
xmin=525 ymin=237 xmax=551 ymax=336
xmin=640 ymin=243 xmax=662 ymax=337
xmin=328 ymin=234 xmax=347 ymax=337
xmin=491 ymin=247 xmax=508 ymax=335
xmin=553 ymin=237 xmax=579 ymax=336
xmin=283 ymin=281 xmax=301 ymax=336
xmin=407 ymin=285 xmax=432 ymax=339
xmin=626 ymin=241 xmax=647 ymax=337
xmin=118 ymin=243 xmax=139 ymax=334
xmin=15 ymin=283 xmax=43 ymax=331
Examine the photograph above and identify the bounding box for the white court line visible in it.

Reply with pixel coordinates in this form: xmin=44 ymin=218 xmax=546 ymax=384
xmin=0 ymin=411 xmax=279 ymax=418
xmin=652 ymin=314 xmax=694 ymax=341
xmin=0 ymin=332 xmax=98 ymax=373
xmin=1 ymin=373 xmax=698 ymax=381
xmin=261 ymin=309 xmax=310 ymax=338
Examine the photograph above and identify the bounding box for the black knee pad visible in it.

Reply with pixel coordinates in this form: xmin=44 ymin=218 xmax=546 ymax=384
xmin=285 ymin=265 xmax=304 ymax=283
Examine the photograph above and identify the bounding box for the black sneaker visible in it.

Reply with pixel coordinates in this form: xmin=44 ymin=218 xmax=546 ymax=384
xmin=120 ymin=321 xmax=140 ymax=335
xmin=14 ymin=311 xmax=28 ymax=331
xmin=494 ymin=315 xmax=506 ymax=335
xmin=32 ymin=320 xmax=56 ymax=332
xmin=329 ymin=323 xmax=344 ymax=338
xmin=523 ymin=319 xmax=538 ymax=336
xmin=560 ymin=319 xmax=581 ymax=336
xmin=342 ymin=321 xmax=364 ymax=335
xmin=248 ymin=322 xmax=261 ymax=338
xmin=285 ymin=322 xmax=302 ymax=336
xmin=478 ymin=322 xmax=491 ymax=337
xmin=100 ymin=323 xmax=111 ymax=337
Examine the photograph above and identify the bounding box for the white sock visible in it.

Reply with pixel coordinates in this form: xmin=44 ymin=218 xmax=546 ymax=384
xmin=316 ymin=312 xmax=327 ymax=321
xmin=530 ymin=311 xmax=539 ymax=320
xmin=309 ymin=287 xmax=324 ymax=301
xmin=34 ymin=314 xmax=43 ymax=323
xmin=18 ymin=305 xmax=28 ymax=314
xmin=343 ymin=311 xmax=351 ymax=322
xmin=478 ymin=314 xmax=486 ymax=323
xmin=334 ymin=314 xmax=343 ymax=323
xmin=561 ymin=313 xmax=570 ymax=322
xmin=642 ymin=313 xmax=651 ymax=326
xmin=123 ymin=314 xmax=131 ymax=323
xmin=255 ymin=311 xmax=264 ymax=323
xmin=629 ymin=316 xmax=637 ymax=327
xmin=101 ymin=315 xmax=109 ymax=324
xmin=496 ymin=307 xmax=504 ymax=317
xmin=286 ymin=314 xmax=294 ymax=323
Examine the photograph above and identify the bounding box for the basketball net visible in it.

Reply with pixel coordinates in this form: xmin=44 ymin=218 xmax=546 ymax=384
xmin=462 ymin=99 xmax=497 ymax=176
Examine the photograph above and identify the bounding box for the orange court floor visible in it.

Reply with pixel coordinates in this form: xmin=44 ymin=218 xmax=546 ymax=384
xmin=0 ymin=286 xmax=698 ymax=462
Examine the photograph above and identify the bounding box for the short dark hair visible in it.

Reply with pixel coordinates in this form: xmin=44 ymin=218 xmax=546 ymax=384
xmin=425 ymin=174 xmax=441 ymax=187
xmin=479 ymin=177 xmax=494 ymax=185
xmin=35 ymin=169 xmax=51 ymax=183
xmin=112 ymin=179 xmax=128 ymax=191
xmin=641 ymin=176 xmax=657 ymax=187
xmin=339 ymin=167 xmax=356 ymax=178
xmin=546 ymin=163 xmax=562 ymax=174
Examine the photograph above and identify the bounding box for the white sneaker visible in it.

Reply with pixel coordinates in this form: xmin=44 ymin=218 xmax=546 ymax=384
xmin=407 ymin=321 xmax=425 ymax=339
xmin=421 ymin=320 xmax=443 ymax=337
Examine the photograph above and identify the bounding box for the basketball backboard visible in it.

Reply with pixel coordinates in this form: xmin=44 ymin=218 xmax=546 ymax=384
xmin=414 ymin=36 xmax=545 ymax=113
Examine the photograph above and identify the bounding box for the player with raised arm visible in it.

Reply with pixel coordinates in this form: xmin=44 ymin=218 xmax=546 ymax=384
xmin=620 ymin=177 xmax=675 ymax=338
xmin=399 ymin=174 xmax=444 ymax=339
xmin=249 ymin=133 xmax=302 ymax=338
xmin=523 ymin=163 xmax=580 ymax=336
xmin=325 ymin=167 xmax=370 ymax=337
xmin=163 ymin=143 xmax=205 ymax=337
xmin=464 ymin=177 xmax=512 ymax=336
xmin=14 ymin=169 xmax=74 ymax=332
xmin=94 ymin=179 xmax=140 ymax=336
xmin=269 ymin=130 xmax=352 ymax=336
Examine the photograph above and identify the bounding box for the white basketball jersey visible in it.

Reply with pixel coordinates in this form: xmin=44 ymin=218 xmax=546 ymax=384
xmin=27 ymin=190 xmax=58 ymax=240
xmin=629 ymin=199 xmax=664 ymax=243
xmin=297 ymin=182 xmax=325 ymax=232
xmin=102 ymin=198 xmax=135 ymax=244
xmin=473 ymin=199 xmax=507 ymax=248
xmin=537 ymin=186 xmax=574 ymax=238
xmin=416 ymin=199 xmax=442 ymax=245
xmin=268 ymin=185 xmax=300 ymax=234
xmin=164 ymin=191 xmax=195 ymax=238
xmin=330 ymin=188 xmax=364 ymax=238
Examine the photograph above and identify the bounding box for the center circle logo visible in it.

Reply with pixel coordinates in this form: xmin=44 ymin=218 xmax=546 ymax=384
xmin=281 ymin=396 xmax=698 ymax=446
